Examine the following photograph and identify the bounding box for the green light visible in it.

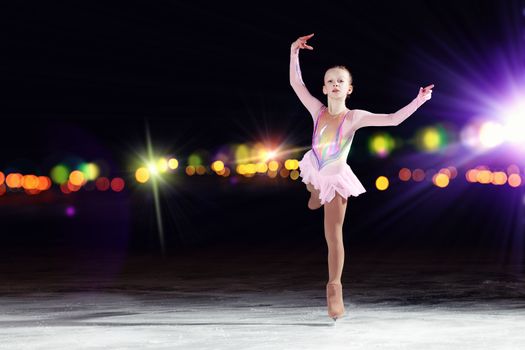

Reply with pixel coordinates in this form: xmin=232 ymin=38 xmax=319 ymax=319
xmin=50 ymin=164 xmax=69 ymax=184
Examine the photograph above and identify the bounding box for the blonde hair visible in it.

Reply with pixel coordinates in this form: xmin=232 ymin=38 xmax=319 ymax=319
xmin=326 ymin=65 xmax=353 ymax=84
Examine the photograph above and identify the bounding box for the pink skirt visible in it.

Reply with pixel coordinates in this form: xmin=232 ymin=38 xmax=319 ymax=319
xmin=298 ymin=150 xmax=366 ymax=205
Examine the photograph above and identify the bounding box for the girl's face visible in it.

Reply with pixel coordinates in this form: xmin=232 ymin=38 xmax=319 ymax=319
xmin=322 ymin=68 xmax=353 ymax=99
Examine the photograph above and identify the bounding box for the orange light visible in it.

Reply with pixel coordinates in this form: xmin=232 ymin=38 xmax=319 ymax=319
xmin=135 ymin=167 xmax=150 ymax=183
xmin=508 ymin=174 xmax=522 ymax=187
xmin=0 ymin=184 xmax=6 ymax=196
xmin=0 ymin=171 xmax=4 ymax=186
xmin=186 ymin=166 xmax=196 ymax=176
xmin=476 ymin=170 xmax=493 ymax=184
xmin=22 ymin=175 xmax=39 ymax=190
xmin=69 ymin=170 xmax=85 ymax=186
xmin=280 ymin=168 xmax=290 ymax=178
xmin=465 ymin=169 xmax=478 ymax=183
xmin=6 ymin=173 xmax=23 ymax=188
xmin=492 ymin=172 xmax=507 ymax=185
xmin=37 ymin=176 xmax=52 ymax=191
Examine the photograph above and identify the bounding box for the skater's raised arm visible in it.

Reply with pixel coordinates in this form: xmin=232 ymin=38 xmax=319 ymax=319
xmin=352 ymin=84 xmax=434 ymax=130
xmin=290 ymin=34 xmax=323 ymax=121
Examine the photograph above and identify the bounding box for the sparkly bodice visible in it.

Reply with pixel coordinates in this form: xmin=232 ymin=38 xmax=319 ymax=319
xmin=311 ymin=106 xmax=354 ymax=170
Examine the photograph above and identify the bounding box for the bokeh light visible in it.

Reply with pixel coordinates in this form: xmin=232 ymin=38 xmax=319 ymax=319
xmin=168 ymin=158 xmax=179 ymax=170
xmin=79 ymin=162 xmax=100 ymax=181
xmin=369 ymin=133 xmax=394 ymax=158
xmin=135 ymin=167 xmax=150 ymax=183
xmin=22 ymin=175 xmax=39 ymax=190
xmin=6 ymin=173 xmax=23 ymax=188
xmin=433 ymin=173 xmax=450 ymax=188
xmin=96 ymin=177 xmax=110 ymax=191
xmin=69 ymin=170 xmax=85 ymax=186
xmin=50 ymin=164 xmax=69 ymax=184
xmin=508 ymin=174 xmax=522 ymax=187
xmin=375 ymin=176 xmax=389 ymax=190
xmin=398 ymin=168 xmax=411 ymax=181
xmin=111 ymin=177 xmax=125 ymax=192
xmin=268 ymin=160 xmax=280 ymax=172
xmin=212 ymin=160 xmax=225 ymax=172
xmin=186 ymin=166 xmax=196 ymax=176
xmin=412 ymin=169 xmax=426 ymax=182
xmin=66 ymin=206 xmax=76 ymax=217
xmin=158 ymin=158 xmax=169 ymax=173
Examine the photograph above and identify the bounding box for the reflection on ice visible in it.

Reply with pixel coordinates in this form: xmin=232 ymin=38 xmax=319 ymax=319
xmin=1 ymin=251 xmax=524 ymax=349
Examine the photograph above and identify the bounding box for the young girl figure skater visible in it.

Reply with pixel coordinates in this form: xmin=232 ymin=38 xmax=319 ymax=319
xmin=290 ymin=33 xmax=434 ymax=321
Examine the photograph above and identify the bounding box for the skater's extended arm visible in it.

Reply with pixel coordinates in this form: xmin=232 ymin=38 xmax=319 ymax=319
xmin=352 ymin=84 xmax=434 ymax=130
xmin=290 ymin=34 xmax=323 ymax=121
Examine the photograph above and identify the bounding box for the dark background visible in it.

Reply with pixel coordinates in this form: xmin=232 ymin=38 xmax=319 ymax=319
xmin=1 ymin=1 xmax=524 ymax=263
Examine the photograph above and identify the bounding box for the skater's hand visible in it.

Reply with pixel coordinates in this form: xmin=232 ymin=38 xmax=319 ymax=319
xmin=417 ymin=84 xmax=434 ymax=101
xmin=291 ymin=33 xmax=314 ymax=55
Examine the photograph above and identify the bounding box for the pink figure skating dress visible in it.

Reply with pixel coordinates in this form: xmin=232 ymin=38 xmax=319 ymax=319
xmin=290 ymin=51 xmax=427 ymax=205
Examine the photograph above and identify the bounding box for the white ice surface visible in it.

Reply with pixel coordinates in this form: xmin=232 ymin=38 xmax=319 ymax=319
xmin=1 ymin=289 xmax=524 ymax=350
xmin=1 ymin=252 xmax=524 ymax=349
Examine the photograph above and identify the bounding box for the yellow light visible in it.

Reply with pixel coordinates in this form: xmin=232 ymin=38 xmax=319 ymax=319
xmin=158 ymin=158 xmax=169 ymax=173
xmin=284 ymin=159 xmax=293 ymax=170
xmin=212 ymin=160 xmax=225 ymax=172
xmin=492 ymin=171 xmax=507 ymax=185
xmin=476 ymin=170 xmax=493 ymax=184
xmin=256 ymin=162 xmax=268 ymax=173
xmin=245 ymin=164 xmax=256 ymax=174
xmin=422 ymin=128 xmax=441 ymax=150
xmin=69 ymin=170 xmax=85 ymax=186
xmin=168 ymin=158 xmax=179 ymax=170
xmin=235 ymin=144 xmax=250 ymax=163
xmin=236 ymin=164 xmax=246 ymax=175
xmin=375 ymin=176 xmax=389 ymax=191
xmin=135 ymin=167 xmax=150 ymax=183
xmin=290 ymin=170 xmax=299 ymax=180
xmin=268 ymin=160 xmax=279 ymax=172
xmin=433 ymin=173 xmax=449 ymax=188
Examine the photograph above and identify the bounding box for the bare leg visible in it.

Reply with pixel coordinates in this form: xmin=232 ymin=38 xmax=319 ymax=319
xmin=305 ymin=183 xmax=322 ymax=210
xmin=324 ymin=194 xmax=348 ymax=319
